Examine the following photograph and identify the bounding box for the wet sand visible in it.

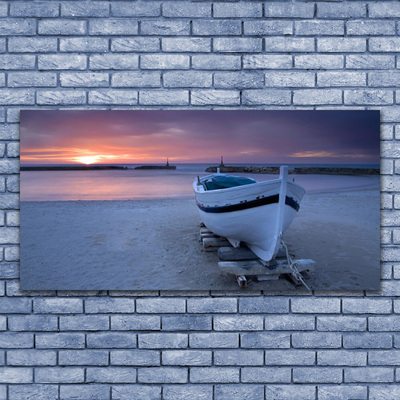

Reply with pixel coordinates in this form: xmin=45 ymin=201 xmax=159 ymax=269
xmin=20 ymin=188 xmax=380 ymax=291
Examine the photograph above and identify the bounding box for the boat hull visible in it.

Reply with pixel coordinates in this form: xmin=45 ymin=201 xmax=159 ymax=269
xmin=193 ymin=171 xmax=305 ymax=261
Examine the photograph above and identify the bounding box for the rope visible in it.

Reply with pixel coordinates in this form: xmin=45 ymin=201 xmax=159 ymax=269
xmin=280 ymin=236 xmax=311 ymax=291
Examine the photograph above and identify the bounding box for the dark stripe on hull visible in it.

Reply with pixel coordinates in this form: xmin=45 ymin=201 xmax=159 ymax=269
xmin=196 ymin=194 xmax=300 ymax=214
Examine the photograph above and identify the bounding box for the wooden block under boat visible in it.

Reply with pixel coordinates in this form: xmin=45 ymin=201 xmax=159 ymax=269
xmin=200 ymin=227 xmax=216 ymax=241
xmin=218 ymin=258 xmax=315 ymax=277
xmin=202 ymin=237 xmax=230 ymax=250
xmin=218 ymin=246 xmax=258 ymax=261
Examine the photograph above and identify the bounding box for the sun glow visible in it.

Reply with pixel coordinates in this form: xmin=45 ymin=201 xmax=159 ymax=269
xmin=74 ymin=156 xmax=104 ymax=165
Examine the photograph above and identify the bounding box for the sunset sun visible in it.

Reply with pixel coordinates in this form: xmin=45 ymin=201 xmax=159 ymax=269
xmin=75 ymin=156 xmax=102 ymax=165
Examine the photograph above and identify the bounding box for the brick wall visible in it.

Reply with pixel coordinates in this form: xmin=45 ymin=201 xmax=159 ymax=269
xmin=1 ymin=1 xmax=399 ymax=399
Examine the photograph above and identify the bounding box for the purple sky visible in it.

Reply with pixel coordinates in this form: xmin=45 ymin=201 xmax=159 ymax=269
xmin=20 ymin=110 xmax=380 ymax=165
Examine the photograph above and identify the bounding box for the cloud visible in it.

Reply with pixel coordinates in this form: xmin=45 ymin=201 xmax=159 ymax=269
xmin=20 ymin=110 xmax=380 ymax=165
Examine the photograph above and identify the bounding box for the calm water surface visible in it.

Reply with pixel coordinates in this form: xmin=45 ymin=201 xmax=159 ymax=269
xmin=20 ymin=164 xmax=380 ymax=201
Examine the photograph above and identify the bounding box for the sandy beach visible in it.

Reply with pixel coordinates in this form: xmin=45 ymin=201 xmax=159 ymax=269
xmin=20 ymin=184 xmax=380 ymax=291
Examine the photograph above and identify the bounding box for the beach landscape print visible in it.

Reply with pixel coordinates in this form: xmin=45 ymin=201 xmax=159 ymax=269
xmin=20 ymin=110 xmax=380 ymax=290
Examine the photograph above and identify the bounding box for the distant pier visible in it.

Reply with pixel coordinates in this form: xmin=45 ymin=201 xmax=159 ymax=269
xmin=205 ymin=165 xmax=380 ymax=175
xmin=134 ymin=158 xmax=176 ymax=170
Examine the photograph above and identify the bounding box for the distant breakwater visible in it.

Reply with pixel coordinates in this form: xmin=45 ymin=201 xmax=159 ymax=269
xmin=205 ymin=166 xmax=380 ymax=175
xmin=134 ymin=165 xmax=176 ymax=170
xmin=20 ymin=165 xmax=128 ymax=171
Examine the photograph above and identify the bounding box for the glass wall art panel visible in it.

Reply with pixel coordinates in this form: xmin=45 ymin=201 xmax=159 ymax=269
xmin=20 ymin=110 xmax=380 ymax=290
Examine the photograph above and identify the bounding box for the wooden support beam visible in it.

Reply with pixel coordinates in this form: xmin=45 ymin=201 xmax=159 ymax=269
xmin=218 ymin=246 xmax=258 ymax=261
xmin=218 ymin=259 xmax=315 ymax=277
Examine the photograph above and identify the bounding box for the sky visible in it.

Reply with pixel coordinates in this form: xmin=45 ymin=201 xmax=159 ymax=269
xmin=20 ymin=110 xmax=380 ymax=165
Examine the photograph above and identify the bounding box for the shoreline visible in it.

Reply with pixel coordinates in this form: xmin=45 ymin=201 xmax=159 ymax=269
xmin=20 ymin=184 xmax=380 ymax=203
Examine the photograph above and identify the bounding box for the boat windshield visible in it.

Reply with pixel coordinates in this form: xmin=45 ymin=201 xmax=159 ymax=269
xmin=203 ymin=175 xmax=256 ymax=191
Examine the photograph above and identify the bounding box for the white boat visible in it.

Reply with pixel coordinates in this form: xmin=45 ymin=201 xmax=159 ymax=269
xmin=193 ymin=166 xmax=305 ymax=262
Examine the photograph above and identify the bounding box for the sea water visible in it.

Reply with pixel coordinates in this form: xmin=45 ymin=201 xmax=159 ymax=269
xmin=20 ymin=163 xmax=380 ymax=202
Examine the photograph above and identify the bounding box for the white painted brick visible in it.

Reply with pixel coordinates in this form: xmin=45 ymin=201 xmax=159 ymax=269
xmin=89 ymin=19 xmax=138 ymax=35
xmin=318 ymin=72 xmax=366 ymax=87
xmin=38 ymin=20 xmax=86 ymax=35
xmin=60 ymin=38 xmax=109 ymax=53
xmin=264 ymin=37 xmax=314 ymax=52
xmin=347 ymin=20 xmax=395 ymax=36
xmin=90 ymin=54 xmax=138 ymax=70
xmin=140 ymin=90 xmax=188 ymax=105
xmin=293 ymin=367 xmax=342 ymax=383
xmin=265 ymin=350 xmax=315 ymax=365
xmin=317 ymin=316 xmax=366 ymax=331
xmin=163 ymin=71 xmax=211 ymax=88
xmin=141 ymin=54 xmax=189 ymax=70
xmin=318 ymin=385 xmax=367 ymax=400
xmin=345 ymin=367 xmax=394 ymax=383
xmin=8 ymin=72 xmax=57 ymax=88
xmin=89 ymin=90 xmax=138 ymax=105
xmin=295 ymin=20 xmax=344 ymax=36
xmin=190 ymin=367 xmax=239 ymax=383
xmin=60 ymin=73 xmax=109 ymax=88
xmin=317 ymin=3 xmax=366 ymax=19
xmin=318 ymin=350 xmax=366 ymax=366
xmin=243 ymin=55 xmax=292 ymax=70
xmin=9 ymin=37 xmax=57 ymax=53
xmin=342 ymin=299 xmax=392 ymax=314
xmin=265 ymin=72 xmax=315 ymax=88
xmin=214 ymin=38 xmax=262 ymax=53
xmin=265 ymin=385 xmax=316 ymax=400
xmin=381 ymin=125 xmax=394 ymax=140
xmin=162 ymin=350 xmax=211 ymax=366
xmin=317 ymin=38 xmax=367 ymax=53
xmin=162 ymin=38 xmax=211 ymax=53
xmin=369 ymin=3 xmax=400 ymax=18
xmin=264 ymin=2 xmax=314 ymax=18
xmin=192 ymin=54 xmax=240 ymax=70
xmin=60 ymin=385 xmax=112 ymax=399
xmin=295 ymin=55 xmax=344 ymax=69
xmin=242 ymin=89 xmax=291 ymax=106
xmin=38 ymin=55 xmax=87 ymax=70
xmin=112 ymin=71 xmax=160 ymax=88
xmin=141 ymin=20 xmax=189 ymax=36
xmin=112 ymin=2 xmax=159 ymax=17
xmin=138 ymin=367 xmax=187 ymax=383
xmin=346 ymin=55 xmax=395 ymax=69
xmin=242 ymin=367 xmax=291 ymax=383
xmin=213 ymin=3 xmax=262 ymax=18
xmin=112 ymin=386 xmax=161 ymax=400
xmin=193 ymin=20 xmax=241 ymax=36
xmin=191 ymin=90 xmax=240 ymax=106
xmin=163 ymin=2 xmax=210 ymax=18
xmin=215 ymin=384 xmax=264 ymax=400
xmin=370 ymin=38 xmax=400 ymax=53
xmin=344 ymin=90 xmax=393 ymax=105
xmin=11 ymin=2 xmax=59 ymax=17
xmin=244 ymin=21 xmax=292 ymax=36
xmin=293 ymin=89 xmax=342 ymax=105
xmin=37 ymin=90 xmax=86 ymax=105
xmin=111 ymin=38 xmax=160 ymax=52
xmin=62 ymin=2 xmax=110 ymax=17
xmin=0 ymin=55 xmax=35 ymax=70
xmin=0 ymin=19 xmax=36 ymax=36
